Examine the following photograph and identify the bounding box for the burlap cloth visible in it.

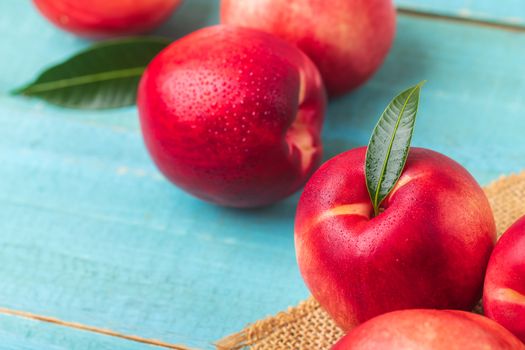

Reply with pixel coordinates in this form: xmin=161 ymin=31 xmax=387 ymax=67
xmin=216 ymin=171 xmax=525 ymax=350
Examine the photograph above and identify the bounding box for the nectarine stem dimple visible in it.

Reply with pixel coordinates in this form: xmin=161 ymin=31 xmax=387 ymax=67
xmin=317 ymin=203 xmax=371 ymax=222
xmin=386 ymin=173 xmax=426 ymax=203
xmin=299 ymin=202 xmax=372 ymax=235
xmin=285 ymin=121 xmax=317 ymax=173
xmin=369 ymin=173 xmax=423 ymax=219
xmin=492 ymin=288 xmax=525 ymax=305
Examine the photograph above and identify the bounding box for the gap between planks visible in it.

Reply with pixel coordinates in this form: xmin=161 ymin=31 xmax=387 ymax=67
xmin=398 ymin=7 xmax=525 ymax=33
xmin=0 ymin=307 xmax=200 ymax=350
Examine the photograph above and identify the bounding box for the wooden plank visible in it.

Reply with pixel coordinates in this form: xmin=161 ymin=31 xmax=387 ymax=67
xmin=0 ymin=313 xmax=158 ymax=350
xmin=1 ymin=0 xmax=525 ymax=349
xmin=396 ymin=0 xmax=525 ymax=27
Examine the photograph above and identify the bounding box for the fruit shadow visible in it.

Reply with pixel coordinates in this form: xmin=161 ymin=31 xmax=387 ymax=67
xmin=153 ymin=0 xmax=220 ymax=40
xmin=216 ymin=192 xmax=300 ymax=223
xmin=322 ymin=16 xmax=430 ymax=161
xmin=149 ymin=183 xmax=299 ymax=260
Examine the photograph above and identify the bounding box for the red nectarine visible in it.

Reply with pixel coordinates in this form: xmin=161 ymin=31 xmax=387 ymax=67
xmin=138 ymin=25 xmax=326 ymax=207
xmin=295 ymin=147 xmax=496 ymax=330
xmin=484 ymin=215 xmax=525 ymax=343
xmin=221 ymin=0 xmax=396 ymax=95
xmin=332 ymin=309 xmax=525 ymax=349
xmin=33 ymin=0 xmax=181 ymax=38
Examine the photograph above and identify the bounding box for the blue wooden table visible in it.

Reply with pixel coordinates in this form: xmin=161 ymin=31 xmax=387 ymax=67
xmin=0 ymin=1 xmax=524 ymax=349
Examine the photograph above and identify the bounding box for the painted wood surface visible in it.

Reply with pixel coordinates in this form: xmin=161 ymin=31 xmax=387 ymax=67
xmin=397 ymin=0 xmax=525 ymax=26
xmin=0 ymin=0 xmax=524 ymax=349
xmin=0 ymin=314 xmax=159 ymax=350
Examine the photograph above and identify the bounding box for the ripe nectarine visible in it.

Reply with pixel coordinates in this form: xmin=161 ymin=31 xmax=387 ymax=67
xmin=221 ymin=0 xmax=396 ymax=95
xmin=295 ymin=147 xmax=496 ymax=329
xmin=484 ymin=215 xmax=525 ymax=343
xmin=138 ymin=25 xmax=326 ymax=207
xmin=332 ymin=309 xmax=525 ymax=349
xmin=33 ymin=0 xmax=181 ymax=37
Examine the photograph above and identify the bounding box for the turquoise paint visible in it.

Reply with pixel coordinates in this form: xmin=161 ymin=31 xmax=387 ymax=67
xmin=396 ymin=0 xmax=525 ymax=26
xmin=0 ymin=314 xmax=157 ymax=350
xmin=0 ymin=0 xmax=524 ymax=349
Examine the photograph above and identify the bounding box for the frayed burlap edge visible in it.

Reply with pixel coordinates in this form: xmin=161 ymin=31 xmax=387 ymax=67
xmin=216 ymin=171 xmax=525 ymax=350
xmin=216 ymin=298 xmax=328 ymax=350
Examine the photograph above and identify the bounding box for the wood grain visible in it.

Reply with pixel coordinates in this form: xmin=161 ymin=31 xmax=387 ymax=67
xmin=397 ymin=0 xmax=525 ymax=27
xmin=0 ymin=313 xmax=160 ymax=350
xmin=0 ymin=0 xmax=524 ymax=349
xmin=0 ymin=307 xmax=196 ymax=349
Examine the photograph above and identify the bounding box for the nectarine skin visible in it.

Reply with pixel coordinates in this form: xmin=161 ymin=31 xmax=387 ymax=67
xmin=138 ymin=25 xmax=326 ymax=207
xmin=33 ymin=0 xmax=181 ymax=38
xmin=221 ymin=0 xmax=396 ymax=95
xmin=332 ymin=309 xmax=525 ymax=350
xmin=295 ymin=147 xmax=496 ymax=330
xmin=484 ymin=215 xmax=525 ymax=343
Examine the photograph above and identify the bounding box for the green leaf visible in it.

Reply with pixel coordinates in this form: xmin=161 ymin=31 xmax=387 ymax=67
xmin=365 ymin=81 xmax=425 ymax=216
xmin=12 ymin=37 xmax=171 ymax=109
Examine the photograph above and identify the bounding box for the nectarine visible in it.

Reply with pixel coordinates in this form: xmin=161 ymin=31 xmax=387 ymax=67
xmin=295 ymin=147 xmax=496 ymax=330
xmin=332 ymin=309 xmax=525 ymax=349
xmin=221 ymin=0 xmax=396 ymax=95
xmin=33 ymin=0 xmax=181 ymax=37
xmin=138 ymin=25 xmax=326 ymax=207
xmin=484 ymin=215 xmax=525 ymax=343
